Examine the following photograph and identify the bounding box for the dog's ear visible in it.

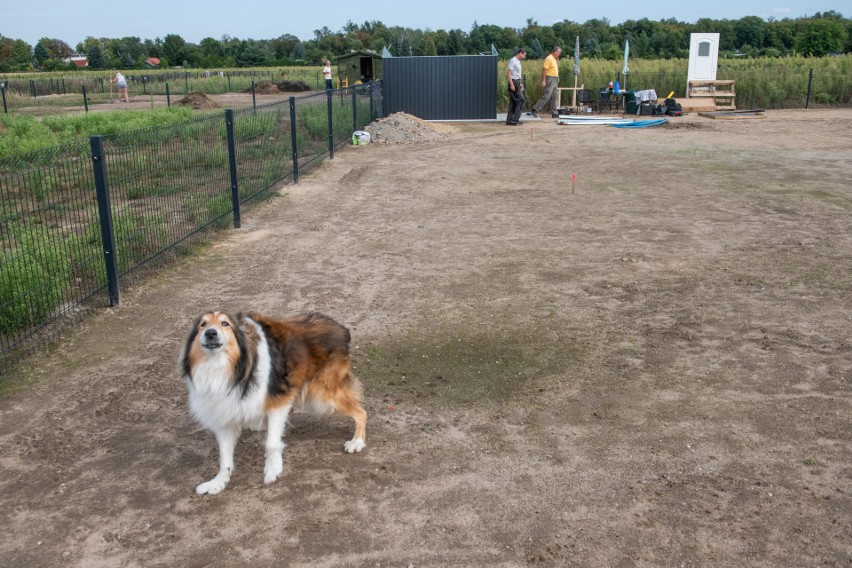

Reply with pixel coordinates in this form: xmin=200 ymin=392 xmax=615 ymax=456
xmin=231 ymin=315 xmax=258 ymax=396
xmin=179 ymin=314 xmax=204 ymax=378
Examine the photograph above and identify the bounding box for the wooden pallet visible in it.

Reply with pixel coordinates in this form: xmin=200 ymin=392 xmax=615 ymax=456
xmin=688 ymin=80 xmax=736 ymax=111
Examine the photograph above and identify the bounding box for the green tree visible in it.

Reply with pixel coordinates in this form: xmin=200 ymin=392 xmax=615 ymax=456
xmin=447 ymin=29 xmax=466 ymax=55
xmin=235 ymin=40 xmax=268 ymax=67
xmin=529 ymin=38 xmax=543 ymax=59
xmin=422 ymin=35 xmax=437 ymax=56
xmin=794 ymin=17 xmax=846 ymax=55
xmin=88 ymin=45 xmax=105 ymax=69
xmin=162 ymin=34 xmax=187 ymax=66
xmin=734 ymin=16 xmax=766 ymax=50
xmin=33 ymin=42 xmax=50 ymax=66
xmin=271 ymin=34 xmax=300 ymax=60
xmin=0 ymin=36 xmax=32 ymax=71
xmin=765 ymin=19 xmax=795 ymax=53
xmin=293 ymin=41 xmax=305 ymax=60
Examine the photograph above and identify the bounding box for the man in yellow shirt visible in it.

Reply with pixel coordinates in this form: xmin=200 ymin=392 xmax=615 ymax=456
xmin=529 ymin=46 xmax=562 ymax=118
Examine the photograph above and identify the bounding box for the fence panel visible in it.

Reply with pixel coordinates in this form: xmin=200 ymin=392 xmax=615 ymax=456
xmin=1 ymin=69 xmax=325 ymax=117
xmin=0 ymin=82 xmax=383 ymax=370
xmin=99 ymin=114 xmax=233 ymax=279
xmin=0 ymin=141 xmax=108 ymax=358
xmin=233 ymin=102 xmax=295 ymax=203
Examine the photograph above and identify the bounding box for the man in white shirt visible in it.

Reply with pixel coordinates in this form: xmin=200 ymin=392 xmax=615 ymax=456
xmin=506 ymin=49 xmax=526 ymax=125
xmin=322 ymin=59 xmax=333 ymax=90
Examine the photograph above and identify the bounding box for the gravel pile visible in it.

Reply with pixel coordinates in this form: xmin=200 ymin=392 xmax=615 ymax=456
xmin=364 ymin=112 xmax=454 ymax=144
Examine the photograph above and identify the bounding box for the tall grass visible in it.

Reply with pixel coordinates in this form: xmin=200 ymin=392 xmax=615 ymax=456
xmin=2 ymin=67 xmax=324 ymax=98
xmin=499 ymin=55 xmax=852 ymax=110
xmin=0 ymin=107 xmax=196 ymax=156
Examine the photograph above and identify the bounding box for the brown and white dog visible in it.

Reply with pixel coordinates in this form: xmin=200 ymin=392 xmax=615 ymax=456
xmin=180 ymin=311 xmax=366 ymax=494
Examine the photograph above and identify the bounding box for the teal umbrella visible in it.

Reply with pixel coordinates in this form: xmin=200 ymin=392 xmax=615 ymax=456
xmin=622 ymin=39 xmax=630 ymax=90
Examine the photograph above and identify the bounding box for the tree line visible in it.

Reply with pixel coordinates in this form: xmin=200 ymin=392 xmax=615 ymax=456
xmin=1 ymin=12 xmax=849 ymax=72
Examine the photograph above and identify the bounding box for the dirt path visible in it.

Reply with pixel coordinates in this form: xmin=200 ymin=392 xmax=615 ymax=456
xmin=1 ymin=109 xmax=851 ymax=567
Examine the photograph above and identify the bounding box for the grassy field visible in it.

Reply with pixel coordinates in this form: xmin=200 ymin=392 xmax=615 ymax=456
xmin=503 ymin=55 xmax=852 ymax=110
xmin=0 ymin=108 xmax=197 ymax=155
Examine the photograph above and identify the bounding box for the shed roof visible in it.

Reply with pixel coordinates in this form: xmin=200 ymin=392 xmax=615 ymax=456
xmin=335 ymin=50 xmax=381 ymax=62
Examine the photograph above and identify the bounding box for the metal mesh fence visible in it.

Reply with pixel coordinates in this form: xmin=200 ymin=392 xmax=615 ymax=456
xmin=0 ymin=140 xmax=107 ymax=359
xmin=1 ymin=69 xmax=328 ymax=117
xmin=0 ymin=82 xmax=383 ymax=371
xmin=99 ymin=114 xmax=234 ymax=278
xmin=569 ymin=69 xmax=846 ymax=109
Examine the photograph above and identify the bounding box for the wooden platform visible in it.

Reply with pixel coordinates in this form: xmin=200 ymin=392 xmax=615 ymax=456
xmin=698 ymin=109 xmax=765 ymax=120
xmin=655 ymin=97 xmax=715 ymax=112
xmin=687 ymin=80 xmax=736 ymax=111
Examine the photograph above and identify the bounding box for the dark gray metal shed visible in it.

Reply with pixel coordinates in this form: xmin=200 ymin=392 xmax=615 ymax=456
xmin=382 ymin=48 xmax=498 ymax=120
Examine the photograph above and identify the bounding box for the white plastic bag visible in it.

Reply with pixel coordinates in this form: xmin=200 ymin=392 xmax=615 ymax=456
xmin=352 ymin=130 xmax=371 ymax=145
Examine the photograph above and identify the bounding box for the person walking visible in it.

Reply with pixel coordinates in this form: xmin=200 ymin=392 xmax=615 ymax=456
xmin=529 ymin=46 xmax=561 ymax=118
xmin=506 ymin=48 xmax=526 ymax=125
xmin=111 ymin=71 xmax=129 ymax=103
xmin=322 ymin=59 xmax=333 ymax=90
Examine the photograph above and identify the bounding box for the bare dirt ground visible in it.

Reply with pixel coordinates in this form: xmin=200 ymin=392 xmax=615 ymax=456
xmin=1 ymin=109 xmax=851 ymax=567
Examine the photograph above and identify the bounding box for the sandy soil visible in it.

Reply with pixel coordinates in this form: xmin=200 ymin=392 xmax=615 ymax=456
xmin=1 ymin=109 xmax=851 ymax=567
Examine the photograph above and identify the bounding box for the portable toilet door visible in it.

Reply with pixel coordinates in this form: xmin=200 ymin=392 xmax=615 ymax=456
xmin=686 ymin=33 xmax=720 ymax=96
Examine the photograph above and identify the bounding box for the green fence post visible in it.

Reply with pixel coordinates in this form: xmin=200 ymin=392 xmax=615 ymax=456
xmin=805 ymin=68 xmax=814 ymax=109
xmin=290 ymin=96 xmax=299 ymax=183
xmin=1 ymin=86 xmax=7 ymax=114
xmin=351 ymin=87 xmax=357 ymax=133
xmin=89 ymin=135 xmax=120 ymax=307
xmin=82 ymin=85 xmax=88 ymax=113
xmin=224 ymin=109 xmax=241 ymax=229
xmin=327 ymin=90 xmax=334 ymax=159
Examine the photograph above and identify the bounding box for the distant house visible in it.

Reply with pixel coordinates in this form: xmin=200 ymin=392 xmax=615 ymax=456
xmin=64 ymin=54 xmax=88 ymax=68
xmin=145 ymin=57 xmax=161 ymax=68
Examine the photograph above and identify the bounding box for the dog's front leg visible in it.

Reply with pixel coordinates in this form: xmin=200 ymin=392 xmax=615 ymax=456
xmin=196 ymin=426 xmax=240 ymax=495
xmin=263 ymin=404 xmax=292 ymax=484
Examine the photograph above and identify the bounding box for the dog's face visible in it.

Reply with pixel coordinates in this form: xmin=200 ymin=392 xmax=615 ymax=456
xmin=181 ymin=312 xmax=242 ymax=379
xmin=195 ymin=312 xmax=237 ymax=352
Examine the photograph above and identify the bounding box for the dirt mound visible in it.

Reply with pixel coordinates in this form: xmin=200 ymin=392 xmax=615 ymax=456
xmin=174 ymin=92 xmax=220 ymax=109
xmin=364 ymin=112 xmax=455 ymax=144
xmin=276 ymin=80 xmax=311 ymax=92
xmin=243 ymin=81 xmax=282 ymax=95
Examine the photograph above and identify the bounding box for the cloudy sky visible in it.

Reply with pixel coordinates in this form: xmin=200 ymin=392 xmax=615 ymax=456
xmin=2 ymin=0 xmax=843 ymax=46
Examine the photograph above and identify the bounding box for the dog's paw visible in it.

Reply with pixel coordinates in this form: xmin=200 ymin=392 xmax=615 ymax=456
xmin=263 ymin=454 xmax=283 ymax=484
xmin=344 ymin=438 xmax=366 ymax=453
xmin=196 ymin=476 xmax=229 ymax=495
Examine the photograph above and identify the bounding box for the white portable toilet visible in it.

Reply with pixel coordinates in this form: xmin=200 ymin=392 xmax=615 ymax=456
xmin=686 ymin=33 xmax=720 ymax=97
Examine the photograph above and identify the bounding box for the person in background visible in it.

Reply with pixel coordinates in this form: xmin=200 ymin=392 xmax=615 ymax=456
xmin=111 ymin=71 xmax=129 ymax=103
xmin=529 ymin=46 xmax=561 ymax=118
xmin=323 ymin=59 xmax=333 ymax=90
xmin=506 ymin=48 xmax=526 ymax=125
